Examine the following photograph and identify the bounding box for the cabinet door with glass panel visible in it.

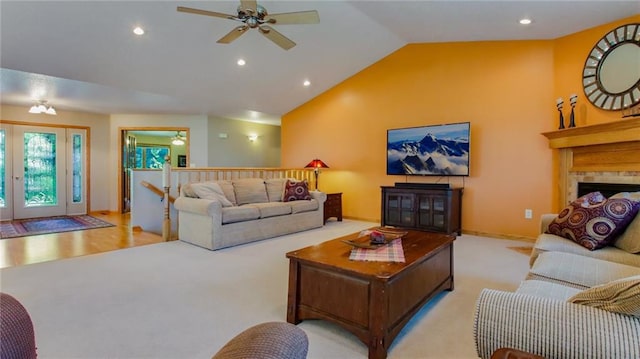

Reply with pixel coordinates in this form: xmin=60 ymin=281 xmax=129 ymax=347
xmin=416 ymin=194 xmax=447 ymax=231
xmin=384 ymin=192 xmax=416 ymax=227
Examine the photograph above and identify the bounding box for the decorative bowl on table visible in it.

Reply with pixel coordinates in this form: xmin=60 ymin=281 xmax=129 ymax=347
xmin=342 ymin=228 xmax=408 ymax=249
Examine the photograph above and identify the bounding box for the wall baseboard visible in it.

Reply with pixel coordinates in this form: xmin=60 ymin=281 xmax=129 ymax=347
xmin=343 ymin=216 xmax=537 ymax=243
xmin=462 ymin=230 xmax=536 ymax=243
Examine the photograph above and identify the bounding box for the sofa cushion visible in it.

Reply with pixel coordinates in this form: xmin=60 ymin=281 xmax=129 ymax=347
xmin=190 ymin=182 xmax=234 ymax=207
xmin=251 ymin=202 xmax=292 ymax=218
xmin=529 ymin=251 xmax=640 ymax=289
xmin=233 ymin=179 xmax=268 ymax=205
xmin=283 ymin=180 xmax=311 ymax=202
xmin=516 ymin=279 xmax=582 ymax=301
xmin=569 ymin=275 xmax=640 ymax=318
xmin=289 ymin=199 xmax=319 ymax=214
xmin=221 ymin=205 xmax=260 ymax=224
xmin=217 ymin=180 xmax=238 ymax=206
xmin=265 ymin=178 xmax=288 ymax=202
xmin=545 ymin=195 xmax=640 ymax=250
xmin=611 ymin=192 xmax=640 ymax=254
xmin=531 ymin=233 xmax=640 ymax=268
xmin=181 ymin=183 xmax=198 ymax=198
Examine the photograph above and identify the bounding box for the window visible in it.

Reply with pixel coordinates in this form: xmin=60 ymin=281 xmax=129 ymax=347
xmin=135 ymin=145 xmax=170 ymax=169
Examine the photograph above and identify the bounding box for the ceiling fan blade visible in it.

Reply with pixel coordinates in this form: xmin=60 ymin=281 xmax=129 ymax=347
xmin=217 ymin=25 xmax=249 ymax=44
xmin=265 ymin=10 xmax=319 ymax=25
xmin=240 ymin=0 xmax=258 ymax=14
xmin=259 ymin=25 xmax=296 ymax=50
xmin=177 ymin=6 xmax=236 ymax=20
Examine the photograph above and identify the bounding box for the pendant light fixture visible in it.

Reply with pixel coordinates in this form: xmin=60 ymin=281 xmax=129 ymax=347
xmin=28 ymin=100 xmax=56 ymax=115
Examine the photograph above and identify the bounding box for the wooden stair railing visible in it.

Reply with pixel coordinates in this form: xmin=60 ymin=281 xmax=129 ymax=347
xmin=141 ymin=181 xmax=176 ymax=203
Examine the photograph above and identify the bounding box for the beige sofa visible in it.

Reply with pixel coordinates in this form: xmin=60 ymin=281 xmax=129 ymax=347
xmin=174 ymin=178 xmax=326 ymax=250
xmin=474 ymin=208 xmax=640 ymax=359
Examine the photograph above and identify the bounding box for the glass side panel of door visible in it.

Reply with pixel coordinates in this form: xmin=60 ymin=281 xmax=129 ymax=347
xmin=0 ymin=129 xmax=5 ymax=208
xmin=72 ymin=134 xmax=82 ymax=203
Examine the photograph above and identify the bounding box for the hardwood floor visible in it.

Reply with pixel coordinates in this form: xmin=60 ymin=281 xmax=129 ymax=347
xmin=0 ymin=212 xmax=164 ymax=269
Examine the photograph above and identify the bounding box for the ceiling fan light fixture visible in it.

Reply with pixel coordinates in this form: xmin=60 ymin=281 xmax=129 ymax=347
xmin=171 ymin=131 xmax=186 ymax=146
xmin=177 ymin=1 xmax=319 ymax=50
xmin=29 ymin=105 xmax=40 ymax=113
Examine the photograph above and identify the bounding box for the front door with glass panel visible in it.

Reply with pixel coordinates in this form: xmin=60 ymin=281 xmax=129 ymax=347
xmin=0 ymin=124 xmax=87 ymax=220
xmin=13 ymin=126 xmax=67 ymax=219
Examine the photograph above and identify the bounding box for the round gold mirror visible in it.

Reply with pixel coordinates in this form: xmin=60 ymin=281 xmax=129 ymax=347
xmin=582 ymin=23 xmax=640 ymax=111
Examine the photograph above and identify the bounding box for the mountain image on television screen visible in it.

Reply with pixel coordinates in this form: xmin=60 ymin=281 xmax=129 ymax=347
xmin=387 ymin=125 xmax=469 ymax=176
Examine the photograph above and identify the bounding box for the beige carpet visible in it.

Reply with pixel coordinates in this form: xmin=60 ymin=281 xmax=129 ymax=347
xmin=0 ymin=220 xmax=531 ymax=358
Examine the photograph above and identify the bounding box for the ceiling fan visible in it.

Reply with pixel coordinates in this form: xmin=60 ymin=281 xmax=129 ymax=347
xmin=177 ymin=0 xmax=319 ymax=50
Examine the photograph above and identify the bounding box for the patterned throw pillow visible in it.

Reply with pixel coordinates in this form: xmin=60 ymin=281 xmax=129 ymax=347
xmin=283 ymin=180 xmax=311 ymax=202
xmin=546 ymin=192 xmax=640 ymax=250
xmin=569 ymin=275 xmax=640 ymax=318
xmin=610 ymin=192 xmax=640 ymax=254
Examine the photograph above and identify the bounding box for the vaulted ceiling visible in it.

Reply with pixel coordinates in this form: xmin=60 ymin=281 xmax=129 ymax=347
xmin=1 ymin=1 xmax=637 ymax=125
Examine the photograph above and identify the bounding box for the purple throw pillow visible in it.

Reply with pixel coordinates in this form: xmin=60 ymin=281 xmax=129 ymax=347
xmin=546 ymin=196 xmax=640 ymax=250
xmin=283 ymin=180 xmax=312 ymax=202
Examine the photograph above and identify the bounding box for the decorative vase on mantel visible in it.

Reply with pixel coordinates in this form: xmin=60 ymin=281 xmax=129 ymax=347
xmin=556 ymin=98 xmax=565 ymax=130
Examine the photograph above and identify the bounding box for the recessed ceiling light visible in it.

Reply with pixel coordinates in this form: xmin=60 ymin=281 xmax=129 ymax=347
xmin=303 ymin=80 xmax=311 ymax=87
xmin=133 ymin=26 xmax=145 ymax=35
xmin=519 ymin=18 xmax=532 ymax=25
xmin=237 ymin=59 xmax=246 ymax=66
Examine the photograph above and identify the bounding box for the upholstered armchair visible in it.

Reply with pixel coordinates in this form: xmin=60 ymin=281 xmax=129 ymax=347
xmin=0 ymin=292 xmax=37 ymax=359
xmin=212 ymin=322 xmax=308 ymax=359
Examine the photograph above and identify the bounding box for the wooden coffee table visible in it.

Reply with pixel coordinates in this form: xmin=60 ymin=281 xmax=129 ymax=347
xmin=286 ymin=229 xmax=455 ymax=359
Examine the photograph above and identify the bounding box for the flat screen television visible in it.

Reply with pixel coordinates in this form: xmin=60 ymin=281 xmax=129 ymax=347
xmin=387 ymin=122 xmax=470 ymax=176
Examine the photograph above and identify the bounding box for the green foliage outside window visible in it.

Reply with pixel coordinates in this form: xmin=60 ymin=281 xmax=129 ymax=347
xmin=72 ymin=134 xmax=82 ymax=203
xmin=135 ymin=145 xmax=170 ymax=169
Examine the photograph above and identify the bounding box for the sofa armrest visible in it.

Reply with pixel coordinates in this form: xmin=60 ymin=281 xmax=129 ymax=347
xmin=174 ymin=196 xmax=222 ymax=217
xmin=539 ymin=213 xmax=557 ymax=234
xmin=474 ymin=289 xmax=640 ymax=359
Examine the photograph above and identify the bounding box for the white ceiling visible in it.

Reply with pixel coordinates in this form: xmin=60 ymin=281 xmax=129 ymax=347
xmin=1 ymin=1 xmax=638 ymax=126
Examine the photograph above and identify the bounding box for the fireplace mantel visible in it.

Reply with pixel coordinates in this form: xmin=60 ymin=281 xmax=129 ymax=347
xmin=542 ymin=117 xmax=640 ymax=149
xmin=541 ymin=117 xmax=640 ymax=209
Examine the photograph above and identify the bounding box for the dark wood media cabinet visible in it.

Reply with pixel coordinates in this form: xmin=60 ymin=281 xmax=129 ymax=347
xmin=381 ymin=185 xmax=462 ymax=235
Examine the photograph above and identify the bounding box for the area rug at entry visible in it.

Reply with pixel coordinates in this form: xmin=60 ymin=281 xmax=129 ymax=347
xmin=0 ymin=215 xmax=115 ymax=239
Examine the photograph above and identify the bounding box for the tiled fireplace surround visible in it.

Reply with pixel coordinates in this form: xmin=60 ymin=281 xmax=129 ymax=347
xmin=542 ymin=117 xmax=640 ymax=208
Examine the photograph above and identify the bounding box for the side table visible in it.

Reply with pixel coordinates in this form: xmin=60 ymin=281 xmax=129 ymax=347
xmin=323 ymin=192 xmax=342 ymax=223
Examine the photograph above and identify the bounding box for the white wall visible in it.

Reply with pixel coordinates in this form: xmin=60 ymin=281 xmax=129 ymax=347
xmin=207 ymin=116 xmax=281 ymax=167
xmin=130 ymin=170 xmax=178 ymax=236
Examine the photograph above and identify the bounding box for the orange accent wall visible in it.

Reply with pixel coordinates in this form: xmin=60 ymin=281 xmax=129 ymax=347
xmin=282 ymin=15 xmax=639 ymax=240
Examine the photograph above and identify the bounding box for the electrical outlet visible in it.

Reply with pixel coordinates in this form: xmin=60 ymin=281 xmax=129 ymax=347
xmin=525 ymin=209 xmax=533 ymax=219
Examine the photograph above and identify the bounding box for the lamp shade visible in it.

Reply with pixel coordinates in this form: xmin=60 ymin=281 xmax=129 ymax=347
xmin=305 ymin=159 xmax=329 ymax=169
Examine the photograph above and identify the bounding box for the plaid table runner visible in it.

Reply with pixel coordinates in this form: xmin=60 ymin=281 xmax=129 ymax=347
xmin=349 ymin=238 xmax=405 ymax=263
